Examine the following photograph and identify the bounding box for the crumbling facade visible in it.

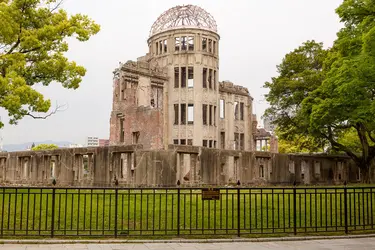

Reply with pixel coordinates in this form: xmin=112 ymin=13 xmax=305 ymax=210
xmin=0 ymin=146 xmax=371 ymax=187
xmin=110 ymin=5 xmax=256 ymax=152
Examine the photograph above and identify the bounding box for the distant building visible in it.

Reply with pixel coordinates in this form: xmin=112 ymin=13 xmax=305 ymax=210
xmin=86 ymin=137 xmax=99 ymax=147
xmin=68 ymin=144 xmax=84 ymax=148
xmin=86 ymin=137 xmax=109 ymax=147
xmin=99 ymin=139 xmax=110 ymax=147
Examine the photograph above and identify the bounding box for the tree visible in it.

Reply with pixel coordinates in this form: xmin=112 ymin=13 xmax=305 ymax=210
xmin=0 ymin=0 xmax=100 ymax=127
xmin=263 ymin=40 xmax=329 ymax=151
xmin=264 ymin=0 xmax=375 ymax=182
xmin=31 ymin=143 xmax=58 ymax=151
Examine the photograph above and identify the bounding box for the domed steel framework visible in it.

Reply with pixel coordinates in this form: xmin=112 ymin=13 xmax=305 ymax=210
xmin=150 ymin=5 xmax=218 ymax=37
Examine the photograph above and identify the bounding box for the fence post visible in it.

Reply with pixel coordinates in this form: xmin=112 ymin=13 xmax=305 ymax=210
xmin=293 ymin=181 xmax=297 ymax=235
xmin=51 ymin=179 xmax=56 ymax=238
xmin=114 ymin=178 xmax=119 ymax=238
xmin=177 ymin=180 xmax=181 ymax=237
xmin=344 ymin=181 xmax=348 ymax=234
xmin=237 ymin=180 xmax=241 ymax=237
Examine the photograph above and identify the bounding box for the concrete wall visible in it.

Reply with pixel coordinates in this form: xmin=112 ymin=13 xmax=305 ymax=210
xmin=0 ymin=146 xmax=372 ymax=187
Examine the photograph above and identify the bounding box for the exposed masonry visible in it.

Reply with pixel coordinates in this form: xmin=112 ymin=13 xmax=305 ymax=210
xmin=109 ymin=5 xmax=277 ymax=153
xmin=0 ymin=146 xmax=371 ymax=187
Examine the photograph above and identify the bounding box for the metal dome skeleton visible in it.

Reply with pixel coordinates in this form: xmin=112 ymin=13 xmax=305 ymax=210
xmin=149 ymin=5 xmax=218 ymax=37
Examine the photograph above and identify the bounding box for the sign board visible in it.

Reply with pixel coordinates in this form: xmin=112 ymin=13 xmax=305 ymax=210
xmin=201 ymin=188 xmax=220 ymax=200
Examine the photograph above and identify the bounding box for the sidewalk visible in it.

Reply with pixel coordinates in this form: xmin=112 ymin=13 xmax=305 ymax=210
xmin=0 ymin=237 xmax=374 ymax=250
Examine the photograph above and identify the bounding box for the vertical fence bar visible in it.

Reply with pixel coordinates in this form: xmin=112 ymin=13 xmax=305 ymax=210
xmin=293 ymin=183 xmax=297 ymax=235
xmin=114 ymin=187 xmax=118 ymax=238
xmin=344 ymin=182 xmax=348 ymax=234
xmin=1 ymin=188 xmax=4 ymax=237
xmin=51 ymin=188 xmax=56 ymax=238
xmin=177 ymin=180 xmax=181 ymax=236
xmin=237 ymin=180 xmax=241 ymax=237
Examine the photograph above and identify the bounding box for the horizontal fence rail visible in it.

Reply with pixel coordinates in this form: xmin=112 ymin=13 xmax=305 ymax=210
xmin=0 ymin=186 xmax=374 ymax=237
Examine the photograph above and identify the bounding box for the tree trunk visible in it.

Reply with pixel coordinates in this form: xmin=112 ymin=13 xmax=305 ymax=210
xmin=359 ymin=164 xmax=371 ymax=184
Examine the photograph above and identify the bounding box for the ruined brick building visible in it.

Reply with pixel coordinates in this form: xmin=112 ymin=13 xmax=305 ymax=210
xmin=109 ymin=5 xmax=267 ymax=152
xmin=0 ymin=5 xmax=373 ymax=187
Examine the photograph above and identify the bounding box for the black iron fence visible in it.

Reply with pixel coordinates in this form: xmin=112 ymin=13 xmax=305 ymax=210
xmin=0 ymin=185 xmax=374 ymax=237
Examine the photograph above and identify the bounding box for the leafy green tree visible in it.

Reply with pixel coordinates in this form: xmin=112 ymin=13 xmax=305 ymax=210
xmin=263 ymin=40 xmax=329 ymax=152
xmin=265 ymin=0 xmax=375 ymax=182
xmin=0 ymin=0 xmax=100 ymax=127
xmin=31 ymin=143 xmax=58 ymax=151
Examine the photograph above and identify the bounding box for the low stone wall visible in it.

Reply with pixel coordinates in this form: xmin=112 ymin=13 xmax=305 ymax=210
xmin=0 ymin=145 xmax=371 ymax=187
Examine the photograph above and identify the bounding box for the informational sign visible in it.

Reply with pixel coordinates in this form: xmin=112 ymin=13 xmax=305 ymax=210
xmin=201 ymin=188 xmax=220 ymax=200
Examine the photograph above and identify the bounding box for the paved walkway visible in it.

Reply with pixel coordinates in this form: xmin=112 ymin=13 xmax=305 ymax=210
xmin=0 ymin=238 xmax=374 ymax=250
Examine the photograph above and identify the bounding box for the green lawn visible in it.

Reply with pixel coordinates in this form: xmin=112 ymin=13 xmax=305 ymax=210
xmin=0 ymin=187 xmax=374 ymax=237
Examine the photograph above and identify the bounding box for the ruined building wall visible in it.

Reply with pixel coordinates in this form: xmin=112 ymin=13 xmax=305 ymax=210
xmin=0 ymin=146 xmax=372 ymax=187
xmin=109 ymin=61 xmax=167 ymax=149
xmin=218 ymin=81 xmax=253 ymax=151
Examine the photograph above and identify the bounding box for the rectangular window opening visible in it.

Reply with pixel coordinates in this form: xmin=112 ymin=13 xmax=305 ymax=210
xmin=202 ymin=104 xmax=207 ymax=125
xmin=203 ymin=140 xmax=208 ymax=147
xmin=119 ymin=118 xmax=124 ymax=143
xmin=221 ymin=132 xmax=225 ymax=149
xmin=209 ymin=105 xmax=213 ymax=126
xmin=208 ymin=39 xmax=212 ymax=53
xmin=260 ymin=165 xmax=264 ymax=178
xmin=155 ymin=42 xmax=159 ymax=55
xmin=180 ymin=139 xmax=186 ymax=145
xmin=132 ymin=131 xmax=140 ymax=144
xmin=213 ymin=70 xmax=216 ymax=90
xmin=220 ymin=99 xmax=225 ymax=118
xmin=213 ymin=41 xmax=217 ymax=54
xmin=181 ymin=36 xmax=187 ymax=50
xmin=164 ymin=40 xmax=167 ymax=53
xmin=175 ymin=37 xmax=180 ymax=51
xmin=181 ymin=67 xmax=186 ymax=88
xmin=188 ymin=104 xmax=194 ymax=125
xmin=203 ymin=68 xmax=207 ymax=88
xmin=234 ymin=133 xmax=239 ymax=150
xmin=159 ymin=40 xmax=163 ymax=54
xmin=234 ymin=101 xmax=239 ymax=120
xmin=188 ymin=67 xmax=194 ymax=88
xmin=209 ymin=140 xmax=213 ymax=148
xmin=314 ymin=161 xmax=321 ymax=176
xmin=181 ymin=104 xmax=186 ymax=125
xmin=208 ymin=69 xmax=212 ymax=89
xmin=240 ymin=102 xmax=244 ymax=120
xmin=214 ymin=106 xmax=216 ymax=126
xmin=174 ymin=67 xmax=179 ymax=88
xmin=173 ymin=139 xmax=179 ymax=145
xmin=202 ymin=37 xmax=207 ymax=51
xmin=174 ymin=104 xmax=179 ymax=125
xmin=188 ymin=36 xmax=194 ymax=51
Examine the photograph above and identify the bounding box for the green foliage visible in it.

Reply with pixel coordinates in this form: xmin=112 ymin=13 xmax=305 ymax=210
xmin=277 ymin=134 xmax=325 ymax=154
xmin=31 ymin=143 xmax=58 ymax=151
xmin=0 ymin=0 xmax=100 ymax=127
xmin=264 ymin=0 xmax=375 ymax=182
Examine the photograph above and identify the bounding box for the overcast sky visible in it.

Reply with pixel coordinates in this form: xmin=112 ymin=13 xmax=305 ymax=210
xmin=1 ymin=0 xmax=344 ymax=145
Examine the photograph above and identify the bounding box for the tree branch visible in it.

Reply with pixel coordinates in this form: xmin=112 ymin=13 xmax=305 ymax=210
xmin=20 ymin=46 xmax=42 ymax=54
xmin=26 ymin=103 xmax=68 ymax=119
xmin=323 ymin=126 xmax=360 ymax=163
xmin=49 ymin=0 xmax=64 ymax=13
